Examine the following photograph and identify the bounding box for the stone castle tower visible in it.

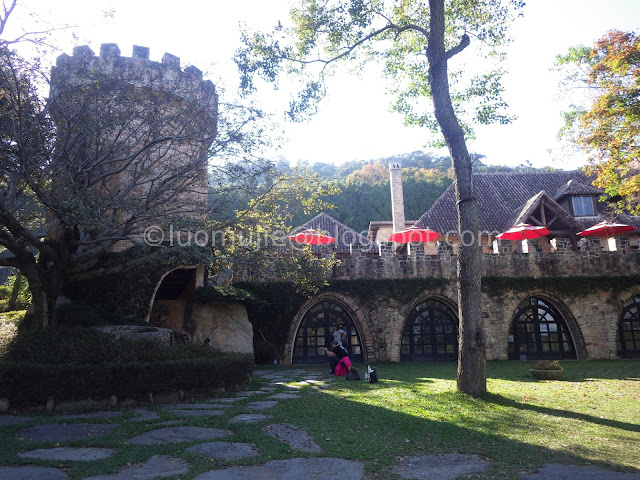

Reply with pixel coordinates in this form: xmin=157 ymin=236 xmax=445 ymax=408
xmin=49 ymin=43 xmax=218 ymax=243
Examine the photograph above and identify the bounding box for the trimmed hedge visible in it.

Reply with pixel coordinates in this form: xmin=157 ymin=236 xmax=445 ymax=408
xmin=0 ymin=355 xmax=254 ymax=405
xmin=0 ymin=326 xmax=254 ymax=406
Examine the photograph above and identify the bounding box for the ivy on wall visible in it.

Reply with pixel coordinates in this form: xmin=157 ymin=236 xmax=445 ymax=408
xmin=189 ymin=285 xmax=266 ymax=304
xmin=62 ymin=245 xmax=209 ymax=319
xmin=236 ymin=278 xmax=451 ymax=356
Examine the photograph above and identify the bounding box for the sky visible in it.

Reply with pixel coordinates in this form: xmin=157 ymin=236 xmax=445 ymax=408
xmin=7 ymin=0 xmax=640 ymax=170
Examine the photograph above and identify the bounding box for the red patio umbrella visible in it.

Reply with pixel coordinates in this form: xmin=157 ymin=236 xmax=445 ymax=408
xmin=388 ymin=227 xmax=441 ymax=243
xmin=287 ymin=229 xmax=336 ymax=245
xmin=496 ymin=223 xmax=551 ymax=241
xmin=577 ymin=220 xmax=636 ymax=237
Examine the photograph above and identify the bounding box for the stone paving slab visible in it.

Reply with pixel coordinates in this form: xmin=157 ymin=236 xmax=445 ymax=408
xmin=235 ymin=391 xmax=263 ymax=397
xmin=212 ymin=397 xmax=246 ymax=404
xmin=166 ymin=409 xmax=226 ymax=417
xmin=16 ymin=423 xmax=118 ymax=443
xmin=54 ymin=411 xmax=122 ymax=420
xmin=229 ymin=414 xmax=272 ymax=424
xmin=392 ymin=453 xmax=490 ymax=480
xmin=0 ymin=415 xmax=32 ymax=427
xmin=262 ymin=423 xmax=323 ymax=453
xmin=268 ymin=393 xmax=301 ymax=400
xmin=519 ymin=464 xmax=640 ymax=480
xmin=193 ymin=457 xmax=364 ymax=480
xmin=0 ymin=465 xmax=68 ymax=479
xmin=166 ymin=403 xmax=231 ymax=409
xmin=127 ymin=426 xmax=229 ymax=445
xmin=246 ymin=400 xmax=278 ymax=411
xmin=83 ymin=454 xmax=188 ymax=480
xmin=187 ymin=441 xmax=259 ymax=460
xmin=18 ymin=447 xmax=115 ymax=461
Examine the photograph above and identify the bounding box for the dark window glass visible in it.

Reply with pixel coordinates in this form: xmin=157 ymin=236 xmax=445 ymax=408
xmin=292 ymin=301 xmax=364 ymax=364
xmin=618 ymin=296 xmax=640 ymax=358
xmin=401 ymin=298 xmax=458 ymax=362
xmin=508 ymin=297 xmax=576 ymax=360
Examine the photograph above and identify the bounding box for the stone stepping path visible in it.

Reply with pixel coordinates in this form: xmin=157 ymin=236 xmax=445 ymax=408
xmin=127 ymin=426 xmax=229 ymax=445
xmin=229 ymin=413 xmax=272 ymax=424
xmin=84 ymin=454 xmax=188 ymax=480
xmin=54 ymin=411 xmax=122 ymax=420
xmin=392 ymin=453 xmax=490 ymax=480
xmin=0 ymin=415 xmax=31 ymax=427
xmin=269 ymin=392 xmax=301 ymax=400
xmin=187 ymin=441 xmax=259 ymax=460
xmin=519 ymin=464 xmax=640 ymax=480
xmin=168 ymin=403 xmax=231 ymax=409
xmin=166 ymin=409 xmax=226 ymax=417
xmin=16 ymin=423 xmax=118 ymax=442
xmin=246 ymin=400 xmax=278 ymax=411
xmin=192 ymin=457 xmax=364 ymax=480
xmin=212 ymin=397 xmax=246 ymax=403
xmin=0 ymin=465 xmax=68 ymax=479
xmin=235 ymin=390 xmax=263 ymax=397
xmin=18 ymin=447 xmax=115 ymax=461
xmin=262 ymin=423 xmax=323 ymax=453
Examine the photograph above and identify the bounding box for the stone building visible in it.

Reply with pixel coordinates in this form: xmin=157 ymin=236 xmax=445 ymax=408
xmin=239 ymin=167 xmax=640 ymax=364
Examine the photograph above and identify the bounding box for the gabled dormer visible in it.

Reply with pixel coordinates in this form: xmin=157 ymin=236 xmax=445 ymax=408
xmin=553 ymin=179 xmax=603 ymax=219
xmin=511 ymin=190 xmax=582 ymax=236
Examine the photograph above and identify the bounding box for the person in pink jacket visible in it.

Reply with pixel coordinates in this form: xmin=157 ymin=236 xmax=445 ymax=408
xmin=324 ymin=341 xmax=352 ymax=376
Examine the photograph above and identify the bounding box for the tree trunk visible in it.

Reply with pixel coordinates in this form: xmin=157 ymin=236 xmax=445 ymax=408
xmin=8 ymin=272 xmax=23 ymax=311
xmin=21 ymin=261 xmax=58 ymax=329
xmin=428 ymin=0 xmax=486 ymax=395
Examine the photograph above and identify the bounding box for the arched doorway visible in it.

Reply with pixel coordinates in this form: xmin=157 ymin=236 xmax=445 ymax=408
xmin=618 ymin=295 xmax=640 ymax=358
xmin=292 ymin=300 xmax=363 ymax=364
xmin=508 ymin=296 xmax=577 ymax=360
xmin=401 ymin=298 xmax=458 ymax=362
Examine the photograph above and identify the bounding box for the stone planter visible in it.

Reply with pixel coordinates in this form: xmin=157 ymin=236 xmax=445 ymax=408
xmin=529 ymin=368 xmax=564 ymax=380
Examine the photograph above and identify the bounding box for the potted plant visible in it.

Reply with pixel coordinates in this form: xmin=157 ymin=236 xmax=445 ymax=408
xmin=528 ymin=360 xmax=564 ymax=380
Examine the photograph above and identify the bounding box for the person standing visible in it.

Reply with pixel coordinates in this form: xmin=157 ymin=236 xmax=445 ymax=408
xmin=332 ymin=324 xmax=347 ymax=347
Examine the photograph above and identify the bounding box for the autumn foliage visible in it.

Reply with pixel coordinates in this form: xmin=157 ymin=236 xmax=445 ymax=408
xmin=559 ymin=30 xmax=640 ymax=212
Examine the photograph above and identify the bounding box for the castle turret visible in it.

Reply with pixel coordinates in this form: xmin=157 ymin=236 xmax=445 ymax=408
xmin=49 ymin=44 xmax=218 ymax=230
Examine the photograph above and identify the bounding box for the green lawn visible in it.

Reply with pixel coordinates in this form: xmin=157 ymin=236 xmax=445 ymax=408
xmin=0 ymin=360 xmax=638 ymax=479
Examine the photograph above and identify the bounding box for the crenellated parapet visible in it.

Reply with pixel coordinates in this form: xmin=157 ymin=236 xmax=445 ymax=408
xmin=51 ymin=43 xmax=217 ymax=137
xmin=234 ymin=236 xmax=640 ymax=283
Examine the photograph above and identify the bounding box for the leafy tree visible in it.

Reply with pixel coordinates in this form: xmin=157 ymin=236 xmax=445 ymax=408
xmin=235 ymin=0 xmax=523 ymax=395
xmin=557 ymin=30 xmax=640 ymax=213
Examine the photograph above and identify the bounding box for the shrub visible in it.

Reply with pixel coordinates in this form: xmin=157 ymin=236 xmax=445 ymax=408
xmin=0 ymin=326 xmax=254 ymax=406
xmin=529 ymin=360 xmax=563 ymax=370
xmin=55 ymin=301 xmax=148 ymax=327
xmin=0 ymin=355 xmax=254 ymax=405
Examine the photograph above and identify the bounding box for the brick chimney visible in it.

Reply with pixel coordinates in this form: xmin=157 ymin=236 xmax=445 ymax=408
xmin=389 ymin=161 xmax=405 ymax=233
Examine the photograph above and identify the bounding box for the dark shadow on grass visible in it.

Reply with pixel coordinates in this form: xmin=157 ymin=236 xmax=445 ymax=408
xmin=281 ymin=374 xmax=640 ymax=478
xmin=483 ymin=392 xmax=640 ymax=433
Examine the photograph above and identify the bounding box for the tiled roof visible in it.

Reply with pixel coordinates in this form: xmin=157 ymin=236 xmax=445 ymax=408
xmin=413 ymin=171 xmax=640 ymax=234
xmin=293 ymin=212 xmax=378 ymax=253
xmin=553 ymin=179 xmax=603 ymax=199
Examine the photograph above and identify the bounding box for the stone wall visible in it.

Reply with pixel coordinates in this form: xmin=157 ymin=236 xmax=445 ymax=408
xmin=251 ymin=236 xmax=640 ymax=364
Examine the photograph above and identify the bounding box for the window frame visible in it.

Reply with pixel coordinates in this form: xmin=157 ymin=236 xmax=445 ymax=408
xmin=571 ymin=195 xmax=596 ymax=217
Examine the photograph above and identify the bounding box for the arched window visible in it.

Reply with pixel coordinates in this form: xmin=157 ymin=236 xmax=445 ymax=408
xmin=401 ymin=298 xmax=458 ymax=362
xmin=508 ymin=297 xmax=576 ymax=360
xmin=618 ymin=295 xmax=640 ymax=358
xmin=292 ymin=300 xmax=363 ymax=364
